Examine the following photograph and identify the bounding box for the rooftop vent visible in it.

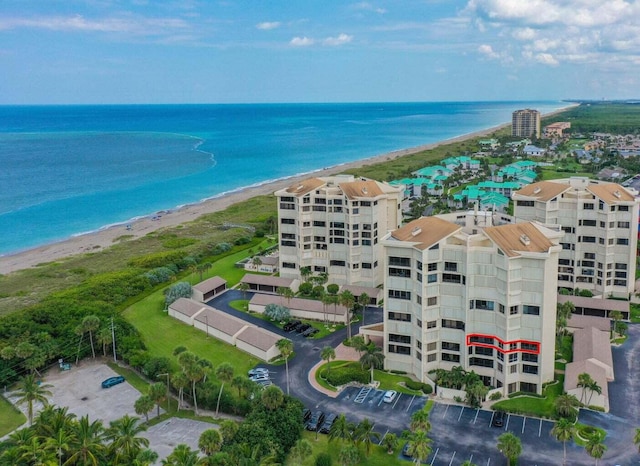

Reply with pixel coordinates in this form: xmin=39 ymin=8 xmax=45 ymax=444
xmin=296 ymin=184 xmax=305 ymax=191
xmin=533 ymin=187 xmax=541 ymax=194
xmin=411 ymin=227 xmax=422 ymax=237
xmin=519 ymin=234 xmax=531 ymax=246
xmin=614 ymin=190 xmax=621 ymax=198
xmin=362 ymin=187 xmax=368 ymax=195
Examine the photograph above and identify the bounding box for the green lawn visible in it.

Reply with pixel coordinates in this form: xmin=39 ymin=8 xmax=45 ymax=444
xmin=491 ymin=377 xmax=564 ymax=419
xmin=0 ymin=394 xmax=26 ymax=437
xmin=286 ymin=431 xmax=412 ymax=465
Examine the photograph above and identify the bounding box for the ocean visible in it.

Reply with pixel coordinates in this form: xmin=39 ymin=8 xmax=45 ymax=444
xmin=0 ymin=101 xmax=565 ymax=255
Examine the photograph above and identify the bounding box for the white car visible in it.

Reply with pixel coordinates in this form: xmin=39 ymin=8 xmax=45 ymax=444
xmin=383 ymin=390 xmax=398 ymax=403
xmin=250 ymin=374 xmax=270 ymax=383
xmin=248 ymin=367 xmax=269 ymax=377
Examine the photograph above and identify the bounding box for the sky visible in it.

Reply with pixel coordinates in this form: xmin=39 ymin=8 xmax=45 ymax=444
xmin=1 ymin=0 xmax=640 ymax=104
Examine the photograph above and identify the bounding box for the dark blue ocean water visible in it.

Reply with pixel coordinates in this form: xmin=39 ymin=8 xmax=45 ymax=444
xmin=0 ymin=102 xmax=564 ymax=255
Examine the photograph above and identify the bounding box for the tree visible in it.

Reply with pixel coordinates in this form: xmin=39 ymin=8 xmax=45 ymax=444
xmin=276 ymin=339 xmax=293 ymax=395
xmin=106 ymin=414 xmax=150 ymax=464
xmin=555 ymin=394 xmax=579 ymax=419
xmin=381 ymin=432 xmax=398 ymax=454
xmin=134 ymin=395 xmax=155 ymax=422
xmin=357 ymin=293 xmax=370 ymax=326
xmin=327 ymin=284 xmax=339 ymax=295
xmin=329 ymin=414 xmax=354 ymax=444
xmin=171 ymin=371 xmax=189 ymax=409
xmin=198 ymin=429 xmax=222 ymax=457
xmin=359 ymin=345 xmax=384 ymax=383
xmin=196 ymin=262 xmax=212 ymax=282
xmin=338 ymin=444 xmax=359 ymax=466
xmin=465 ymin=380 xmax=489 ymax=408
xmin=354 ymin=418 xmax=380 ymax=456
xmin=261 ymin=385 xmax=284 ymax=410
xmin=405 ymin=429 xmax=432 ymax=465
xmin=18 ymin=435 xmax=56 ymax=465
xmin=634 ymin=427 xmax=640 ymax=453
xmin=551 ymin=417 xmax=575 ymax=465
xmin=410 ymin=409 xmax=431 ymax=433
xmin=178 ymin=351 xmax=204 ymax=415
xmin=586 ymin=437 xmax=606 ymax=465
xmin=497 ymin=432 xmax=522 ymax=466
xmin=321 ymin=346 xmax=336 ymax=375
xmin=577 ymin=372 xmax=594 ymax=404
xmin=81 ymin=315 xmax=101 ymax=359
xmin=215 ymin=362 xmax=234 ymax=416
xmin=300 ymin=266 xmax=312 ymax=283
xmin=289 ymin=439 xmax=312 ymax=465
xmin=264 ymin=303 xmax=290 ymax=322
xmin=350 ymin=336 xmax=367 ymax=356
xmin=165 ymin=282 xmax=192 ymax=307
xmin=280 ymin=287 xmax=295 ymax=305
xmin=46 ymin=427 xmax=74 ymax=466
xmin=162 ymin=444 xmax=199 ymax=466
xmin=237 ymin=282 xmax=250 ymax=300
xmin=586 ymin=379 xmax=602 ymax=406
xmin=149 ymin=382 xmax=167 ymax=418
xmin=15 ymin=373 xmax=53 ymax=425
xmin=232 ymin=375 xmax=253 ymax=399
xmin=97 ymin=327 xmax=113 ymax=357
xmin=67 ymin=415 xmax=106 ymax=466
xmin=338 ymin=290 xmax=356 ymax=340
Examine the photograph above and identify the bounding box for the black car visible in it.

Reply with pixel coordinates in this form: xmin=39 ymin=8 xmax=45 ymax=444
xmin=318 ymin=413 xmax=337 ymax=434
xmin=302 ymin=327 xmax=318 ymax=337
xmin=306 ymin=410 xmax=325 ymax=431
xmin=302 ymin=408 xmax=312 ymax=424
xmin=296 ymin=323 xmax=312 ymax=333
xmin=284 ymin=320 xmax=301 ymax=332
xmin=492 ymin=410 xmax=506 ymax=427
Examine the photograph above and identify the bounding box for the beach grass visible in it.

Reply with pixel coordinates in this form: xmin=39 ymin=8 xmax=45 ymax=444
xmin=0 ymin=394 xmax=26 ymax=437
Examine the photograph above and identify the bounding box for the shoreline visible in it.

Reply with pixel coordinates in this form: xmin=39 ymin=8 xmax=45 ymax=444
xmin=0 ymin=106 xmax=574 ymax=275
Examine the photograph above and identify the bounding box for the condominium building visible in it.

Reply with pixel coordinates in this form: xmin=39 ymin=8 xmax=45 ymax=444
xmin=381 ymin=212 xmax=562 ymax=395
xmin=275 ymin=175 xmax=403 ymax=287
xmin=512 ymin=177 xmax=639 ymax=299
xmin=512 ymin=109 xmax=541 ymax=139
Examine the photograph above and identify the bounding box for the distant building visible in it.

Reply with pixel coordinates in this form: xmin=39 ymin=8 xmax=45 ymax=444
xmin=543 ymin=122 xmax=570 ymax=139
xmin=512 ymin=109 xmax=541 ymax=139
xmin=523 ymin=145 xmax=546 ymax=157
xmin=275 ymin=175 xmax=403 ymax=287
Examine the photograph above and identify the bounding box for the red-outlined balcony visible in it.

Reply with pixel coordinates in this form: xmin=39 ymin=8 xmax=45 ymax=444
xmin=466 ymin=333 xmax=540 ymax=355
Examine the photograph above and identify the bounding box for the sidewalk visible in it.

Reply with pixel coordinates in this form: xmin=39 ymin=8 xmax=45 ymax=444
xmin=307 ymin=343 xmax=360 ymax=398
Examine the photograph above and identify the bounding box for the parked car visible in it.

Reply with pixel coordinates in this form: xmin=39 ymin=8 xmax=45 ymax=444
xmin=402 ymin=442 xmax=412 ymax=458
xmin=296 ymin=323 xmax=312 ymax=333
xmin=284 ymin=320 xmax=301 ymax=332
xmin=248 ymin=367 xmax=269 ymax=377
xmin=302 ymin=327 xmax=318 ymax=337
xmin=302 ymin=408 xmax=312 ymax=424
xmin=101 ymin=376 xmax=125 ymax=389
xmin=319 ymin=413 xmax=337 ymax=434
xmin=250 ymin=374 xmax=270 ymax=383
xmin=257 ymin=379 xmax=272 ymax=388
xmin=306 ymin=410 xmax=325 ymax=431
xmin=383 ymin=390 xmax=398 ymax=403
xmin=492 ymin=410 xmax=506 ymax=427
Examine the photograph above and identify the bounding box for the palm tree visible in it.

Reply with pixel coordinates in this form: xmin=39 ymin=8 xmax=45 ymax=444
xmin=261 ymin=385 xmax=284 ymax=410
xmin=577 ymin=372 xmax=593 ymax=404
xmin=133 ymin=448 xmax=159 ymax=466
xmin=198 ymin=428 xmax=222 ymax=457
xmin=97 ymin=327 xmax=113 ymax=357
xmin=497 ymin=432 xmax=522 ymax=466
xmin=289 ymin=439 xmax=312 ymax=465
xmin=46 ymin=427 xmax=74 ymax=466
xmin=320 ymin=345 xmax=336 ymax=375
xmin=357 ymin=292 xmax=370 ymax=326
xmin=338 ymin=290 xmax=356 ymax=339
xmin=551 ymin=417 xmax=575 ymax=465
xmin=406 ymin=429 xmax=432 ymax=465
xmin=299 ymin=266 xmax=312 ymax=283
xmin=586 ymin=437 xmax=607 ymax=465
xmin=67 ymin=415 xmax=106 ymax=466
xmin=196 ymin=262 xmax=212 ymax=282
xmin=215 ymin=362 xmax=234 ymax=416
xmin=162 ymin=444 xmax=199 ymax=466
xmin=237 ymin=282 xmax=250 ymax=301
xmin=329 ymin=413 xmax=354 ymax=444
xmin=634 ymin=427 xmax=640 ymax=453
xmin=382 ymin=432 xmax=398 ymax=454
xmin=106 ymin=414 xmax=149 ymax=464
xmin=586 ymin=380 xmax=602 ymax=406
xmin=18 ymin=435 xmax=56 ymax=465
xmin=178 ymin=351 xmax=204 ymax=415
xmin=410 ymin=409 xmax=431 ymax=433
xmin=15 ymin=373 xmax=53 ymax=425
xmin=276 ymin=339 xmax=293 ymax=395
xmin=321 ymin=293 xmax=334 ymax=325
xmin=149 ymin=382 xmax=167 ymax=418
xmin=232 ymin=375 xmax=253 ymax=399
xmin=171 ymin=371 xmax=189 ymax=409
xmin=134 ymin=395 xmax=155 ymax=422
xmin=81 ymin=315 xmax=101 ymax=359
xmin=360 ymin=345 xmax=384 ymax=383
xmin=338 ymin=444 xmax=359 ymax=466
xmin=354 ymin=418 xmax=380 ymax=456
xmin=610 ymin=310 xmax=623 ymax=338
xmin=555 ymin=394 xmax=579 ymax=419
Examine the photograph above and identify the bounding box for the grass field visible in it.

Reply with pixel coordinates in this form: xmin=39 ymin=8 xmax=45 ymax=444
xmin=0 ymin=394 xmax=26 ymax=437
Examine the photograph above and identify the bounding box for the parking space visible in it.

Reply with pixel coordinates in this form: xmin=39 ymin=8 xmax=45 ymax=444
xmin=337 ymin=386 xmax=427 ymax=417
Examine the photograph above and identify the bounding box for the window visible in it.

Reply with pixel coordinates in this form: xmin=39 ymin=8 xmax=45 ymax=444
xmin=280 ymin=240 xmax=296 ymax=247
xmin=617 ymin=238 xmax=629 ymax=245
xmin=416 ymin=340 xmax=422 ymax=350
xmin=510 ymin=305 xmax=519 ymax=315
xmin=427 ymin=263 xmax=437 ymax=271
xmin=389 ymin=334 xmax=411 ymax=344
xmin=522 ymin=353 xmax=538 ymax=363
xmin=471 ymin=300 xmax=494 ymax=311
xmin=388 ymin=312 xmax=411 ymax=322
xmin=280 ymin=218 xmax=295 ymax=224
xmin=330 ymin=260 xmax=346 ymax=267
xmin=280 ymin=196 xmax=294 ymax=202
xmin=441 ymin=342 xmax=460 ymax=351
xmin=388 ymin=345 xmax=411 ymax=355
xmin=281 ymin=233 xmax=296 ymax=240
xmin=389 ymin=267 xmax=411 ymax=278
xmin=427 ymin=353 xmax=437 ymax=362
xmin=444 ymin=262 xmax=458 ymax=272
xmin=426 ymin=320 xmax=437 ymax=329
xmin=427 ymin=297 xmax=438 ymax=306
xmin=442 ymin=319 xmax=465 ymax=330
xmin=510 ymin=365 xmax=518 ymax=374
xmin=469 ymin=357 xmax=493 ymax=368
xmin=615 ymin=263 xmax=628 ymax=270
xmin=618 ymin=221 xmax=630 ymax=228
xmin=618 ymin=205 xmax=630 ymax=211
xmin=416 ymin=295 xmax=422 ymax=305
xmin=469 ymin=335 xmax=493 ymax=345
xmin=580 ymin=236 xmax=596 ymax=243
xmin=475 ymin=346 xmax=494 ymax=356
xmin=282 ymin=262 xmax=296 ymax=269
xmin=427 ymin=342 xmax=437 ymax=351
xmin=523 ymin=305 xmax=540 ymax=316
xmin=499 ymin=304 xmax=505 ymax=314
xmin=520 ymin=382 xmax=538 ymax=393
xmin=442 ymin=353 xmax=460 ymax=363
xmin=580 ymin=219 xmax=597 ymax=227
xmin=389 ymin=256 xmax=411 ymax=267
xmin=442 ymin=273 xmax=462 ymax=284
xmin=427 ymin=274 xmax=438 ymax=283
xmin=416 ymin=351 xmax=422 ymax=361
xmin=516 ymin=200 xmax=534 ymax=206
xmin=429 ymin=243 xmax=439 ymax=250
xmin=497 ymin=363 xmax=503 ymax=373
xmin=583 ymin=203 xmax=594 ymax=210
xmin=417 ymin=272 xmax=422 ymax=282
xmin=521 ymin=342 xmax=538 ymax=352
xmin=362 ymin=263 xmax=372 ymax=269
xmin=388 ymin=290 xmax=411 ymax=300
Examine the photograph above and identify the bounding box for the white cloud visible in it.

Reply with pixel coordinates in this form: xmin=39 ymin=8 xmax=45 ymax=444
xmin=323 ymin=33 xmax=353 ymax=46
xmin=535 ymin=52 xmax=559 ymax=66
xmin=512 ymin=27 xmax=536 ymax=41
xmin=256 ymin=21 xmax=281 ymax=30
xmin=478 ymin=43 xmax=499 ymax=59
xmin=352 ymin=2 xmax=387 ymax=14
xmin=290 ymin=36 xmax=314 ymax=47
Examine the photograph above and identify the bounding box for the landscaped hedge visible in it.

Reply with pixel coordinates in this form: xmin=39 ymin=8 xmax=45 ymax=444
xmin=405 ymin=380 xmax=433 ymax=394
xmin=322 ymin=366 xmax=370 ymax=386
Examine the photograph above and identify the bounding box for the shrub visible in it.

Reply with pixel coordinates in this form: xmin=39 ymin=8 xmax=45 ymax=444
xmin=421 ymin=384 xmax=433 ymax=395
xmin=454 ymin=396 xmax=463 ymax=403
xmin=315 ymin=452 xmax=332 ymax=466
xmin=324 ymin=366 xmax=369 ymax=386
xmin=162 ymin=237 xmax=197 ymax=249
xmin=327 ymin=284 xmax=339 ymax=295
xmin=390 ymin=370 xmax=407 ymax=375
xmin=164 ymin=282 xmax=192 ymax=306
xmin=128 ymin=251 xmax=185 ymax=269
xmin=264 ymin=304 xmax=290 ymax=322
xmin=234 ymin=236 xmax=251 ymax=245
xmin=212 ymin=242 xmax=232 ymax=255
xmin=489 ymin=392 xmax=503 ymax=401
xmin=405 ymin=380 xmax=423 ymax=390
xmin=298 ymin=282 xmax=313 ymax=296
xmin=144 ymin=266 xmax=175 ymax=285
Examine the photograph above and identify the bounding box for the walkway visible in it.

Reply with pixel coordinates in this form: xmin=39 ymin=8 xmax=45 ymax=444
xmin=306 ymin=343 xmax=361 ymax=398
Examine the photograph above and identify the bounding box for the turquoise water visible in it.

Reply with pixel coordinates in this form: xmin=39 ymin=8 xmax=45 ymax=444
xmin=0 ymin=102 xmax=564 ymax=254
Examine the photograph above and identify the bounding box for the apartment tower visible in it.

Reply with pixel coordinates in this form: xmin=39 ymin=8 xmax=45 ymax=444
xmin=275 ymin=175 xmax=403 ymax=287
xmin=381 ymin=212 xmax=562 ymax=395
xmin=512 ymin=109 xmax=541 ymax=139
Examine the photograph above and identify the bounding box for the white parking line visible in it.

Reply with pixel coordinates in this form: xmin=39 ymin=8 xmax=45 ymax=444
xmin=486 ymin=458 xmax=491 ymax=466
xmin=392 ymin=393 xmax=402 ymax=409
xmin=405 ymin=394 xmax=416 ymax=412
xmin=538 ymin=419 xmax=543 ymax=437
xmin=443 ymin=404 xmax=450 ymax=419
xmin=377 ymin=393 xmax=384 ymax=407
xmin=504 ymin=413 xmax=511 ymax=431
xmin=473 ymin=408 xmax=480 ymax=424
xmin=522 ymin=416 xmax=526 ymax=434
xmin=448 ymin=451 xmax=456 ymax=466
xmin=379 ymin=429 xmax=388 ymax=445
xmin=489 ymin=411 xmax=494 ymax=427
xmin=457 ymin=406 xmax=464 ymax=421
xmin=430 ymin=447 xmax=439 ymax=466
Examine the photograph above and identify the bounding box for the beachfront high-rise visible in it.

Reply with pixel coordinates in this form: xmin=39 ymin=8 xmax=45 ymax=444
xmin=380 ymin=212 xmax=562 ymax=396
xmin=275 ymin=175 xmax=403 ymax=287
xmin=512 ymin=109 xmax=541 ymax=139
xmin=512 ymin=177 xmax=639 ymax=299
